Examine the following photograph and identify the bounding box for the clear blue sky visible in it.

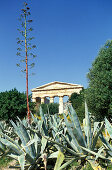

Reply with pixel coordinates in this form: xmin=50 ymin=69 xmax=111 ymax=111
xmin=0 ymin=0 xmax=112 ymax=93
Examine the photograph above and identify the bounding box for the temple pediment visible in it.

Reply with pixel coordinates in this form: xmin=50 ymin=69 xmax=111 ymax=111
xmin=31 ymin=81 xmax=83 ymax=91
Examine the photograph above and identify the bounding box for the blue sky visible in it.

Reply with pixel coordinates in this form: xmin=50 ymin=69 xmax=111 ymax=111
xmin=0 ymin=0 xmax=112 ymax=93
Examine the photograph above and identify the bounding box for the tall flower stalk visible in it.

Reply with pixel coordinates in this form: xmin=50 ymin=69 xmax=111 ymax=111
xmin=17 ymin=2 xmax=36 ymax=123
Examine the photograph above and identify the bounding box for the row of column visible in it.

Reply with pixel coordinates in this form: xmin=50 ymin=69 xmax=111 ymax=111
xmin=40 ymin=96 xmax=64 ymax=113
xmin=33 ymin=96 xmax=68 ymax=114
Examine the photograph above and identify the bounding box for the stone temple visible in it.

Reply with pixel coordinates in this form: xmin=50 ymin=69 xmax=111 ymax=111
xmin=31 ymin=81 xmax=83 ymax=113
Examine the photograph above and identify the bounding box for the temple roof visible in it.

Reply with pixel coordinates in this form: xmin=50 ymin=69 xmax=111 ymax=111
xmin=31 ymin=81 xmax=83 ymax=92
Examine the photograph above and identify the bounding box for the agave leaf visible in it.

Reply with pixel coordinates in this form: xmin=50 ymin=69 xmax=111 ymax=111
xmin=43 ymin=136 xmax=81 ymax=156
xmin=7 ymin=153 xmax=18 ymax=160
xmin=39 ymin=107 xmax=46 ymax=128
xmin=105 ymin=118 xmax=112 ymax=138
xmin=84 ymin=101 xmax=92 ymax=149
xmin=10 ymin=120 xmax=28 ymax=145
xmin=34 ymin=134 xmax=41 ymax=155
xmin=9 ymin=164 xmax=31 ymax=169
xmin=0 ymin=137 xmax=23 ymax=155
xmin=10 ymin=120 xmax=36 ymax=158
xmin=26 ymin=135 xmax=41 ymax=158
xmin=26 ymin=139 xmax=36 ymax=147
xmin=72 ymin=127 xmax=86 ymax=149
xmin=52 ymin=115 xmax=58 ymax=128
xmin=80 ymin=146 xmax=108 ymax=160
xmin=31 ymin=113 xmax=38 ymax=124
xmin=59 ymin=157 xmax=81 ymax=170
xmin=0 ymin=141 xmax=6 ymax=151
xmin=17 ymin=117 xmax=28 ymax=128
xmin=18 ymin=154 xmax=25 ymax=170
xmin=93 ymin=122 xmax=100 ymax=136
xmin=107 ymin=151 xmax=112 ymax=156
xmin=100 ymin=133 xmax=112 ymax=150
xmin=0 ymin=132 xmax=22 ymax=152
xmin=68 ymin=105 xmax=86 ymax=147
xmin=41 ymin=136 xmax=47 ymax=154
xmin=92 ymin=122 xmax=104 ymax=150
xmin=19 ymin=123 xmax=35 ymax=157
xmin=42 ymin=120 xmax=48 ymax=136
xmin=54 ymin=150 xmax=64 ymax=170
xmin=51 ymin=130 xmax=61 ymax=151
xmin=57 ymin=119 xmax=64 ymax=129
xmin=48 ymin=151 xmax=59 ymax=158
xmin=62 ymin=134 xmax=81 ymax=153
xmin=95 ymin=146 xmax=104 ymax=160
xmin=63 ymin=113 xmax=82 ymax=153
xmin=39 ymin=107 xmax=48 ymax=136
xmin=25 ymin=153 xmax=35 ymax=164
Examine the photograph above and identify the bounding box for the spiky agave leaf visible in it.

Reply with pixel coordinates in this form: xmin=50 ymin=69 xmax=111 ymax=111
xmin=10 ymin=120 xmax=36 ymax=159
xmin=58 ymin=158 xmax=79 ymax=170
xmin=0 ymin=137 xmax=23 ymax=155
xmin=41 ymin=136 xmax=47 ymax=154
xmin=84 ymin=101 xmax=92 ymax=149
xmin=18 ymin=154 xmax=25 ymax=170
xmin=99 ymin=133 xmax=112 ymax=156
xmin=43 ymin=136 xmax=81 ymax=157
xmin=68 ymin=105 xmax=86 ymax=147
xmin=80 ymin=146 xmax=109 ymax=160
xmin=0 ymin=132 xmax=23 ymax=154
xmin=105 ymin=118 xmax=112 ymax=138
xmin=39 ymin=107 xmax=48 ymax=136
xmin=54 ymin=150 xmax=64 ymax=170
xmin=92 ymin=122 xmax=104 ymax=150
xmin=0 ymin=141 xmax=6 ymax=153
xmin=63 ymin=112 xmax=82 ymax=153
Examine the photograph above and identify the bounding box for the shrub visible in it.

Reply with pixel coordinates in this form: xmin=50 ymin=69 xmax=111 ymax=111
xmin=40 ymin=103 xmax=59 ymax=115
xmin=0 ymin=88 xmax=35 ymax=121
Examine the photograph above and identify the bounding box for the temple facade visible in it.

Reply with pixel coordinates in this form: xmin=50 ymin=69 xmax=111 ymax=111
xmin=31 ymin=81 xmax=83 ymax=113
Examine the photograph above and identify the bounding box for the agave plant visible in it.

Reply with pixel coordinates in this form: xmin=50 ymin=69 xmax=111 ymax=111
xmin=45 ymin=102 xmax=110 ymax=170
xmin=0 ymin=117 xmax=49 ymax=170
xmin=0 ymin=108 xmax=65 ymax=170
xmin=99 ymin=118 xmax=112 ymax=159
xmin=31 ymin=107 xmax=65 ymax=150
xmin=0 ymin=121 xmax=14 ymax=156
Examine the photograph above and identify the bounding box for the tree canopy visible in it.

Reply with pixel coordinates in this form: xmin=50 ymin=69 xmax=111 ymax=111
xmin=69 ymin=90 xmax=85 ymax=123
xmin=0 ymin=88 xmax=35 ymax=121
xmin=86 ymin=40 xmax=112 ymax=120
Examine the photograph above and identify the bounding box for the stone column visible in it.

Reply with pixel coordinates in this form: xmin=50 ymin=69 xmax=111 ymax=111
xmin=32 ymin=98 xmax=36 ymax=102
xmin=50 ymin=96 xmax=54 ymax=103
xmin=59 ymin=96 xmax=63 ymax=114
xmin=41 ymin=97 xmax=45 ymax=104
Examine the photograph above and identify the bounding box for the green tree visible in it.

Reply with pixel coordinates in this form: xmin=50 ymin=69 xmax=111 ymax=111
xmin=0 ymin=88 xmax=35 ymax=121
xmin=40 ymin=103 xmax=59 ymax=115
xmin=69 ymin=90 xmax=85 ymax=123
xmin=16 ymin=2 xmax=36 ymax=123
xmin=86 ymin=40 xmax=112 ymax=121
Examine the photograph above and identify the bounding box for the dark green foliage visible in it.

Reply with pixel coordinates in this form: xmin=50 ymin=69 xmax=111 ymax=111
xmin=69 ymin=90 xmax=85 ymax=123
xmin=40 ymin=103 xmax=59 ymax=115
xmin=0 ymin=88 xmax=35 ymax=121
xmin=86 ymin=40 xmax=112 ymax=121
